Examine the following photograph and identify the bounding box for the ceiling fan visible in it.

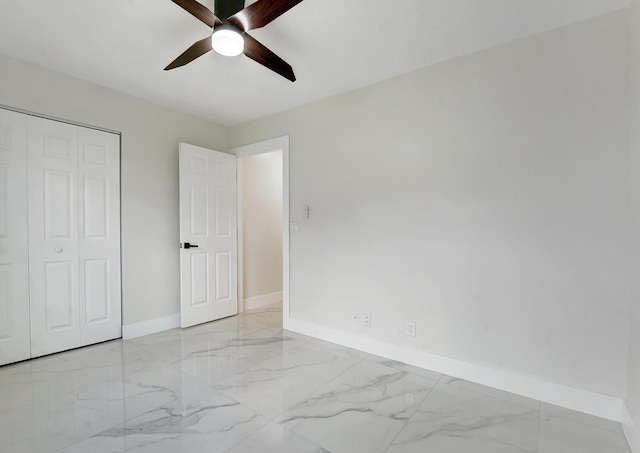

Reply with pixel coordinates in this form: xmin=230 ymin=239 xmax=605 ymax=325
xmin=165 ymin=0 xmax=304 ymax=82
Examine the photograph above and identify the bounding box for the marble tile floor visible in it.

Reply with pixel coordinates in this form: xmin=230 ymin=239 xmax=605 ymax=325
xmin=0 ymin=302 xmax=631 ymax=453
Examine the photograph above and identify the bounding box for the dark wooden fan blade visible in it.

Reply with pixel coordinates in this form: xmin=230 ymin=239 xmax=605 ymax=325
xmin=243 ymin=33 xmax=295 ymax=82
xmin=229 ymin=0 xmax=303 ymax=31
xmin=164 ymin=36 xmax=213 ymax=70
xmin=171 ymin=0 xmax=222 ymax=28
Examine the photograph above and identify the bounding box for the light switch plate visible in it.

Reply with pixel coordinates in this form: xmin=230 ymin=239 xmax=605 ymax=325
xmin=290 ymin=222 xmax=300 ymax=234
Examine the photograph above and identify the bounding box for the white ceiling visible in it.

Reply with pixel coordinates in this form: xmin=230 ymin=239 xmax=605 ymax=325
xmin=0 ymin=0 xmax=630 ymax=126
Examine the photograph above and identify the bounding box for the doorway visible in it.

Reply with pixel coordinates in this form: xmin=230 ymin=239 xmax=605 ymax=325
xmin=232 ymin=136 xmax=290 ymax=322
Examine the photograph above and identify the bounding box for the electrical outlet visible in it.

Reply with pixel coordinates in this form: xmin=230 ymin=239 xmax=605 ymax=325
xmin=362 ymin=313 xmax=371 ymax=327
xmin=406 ymin=322 xmax=416 ymax=337
xmin=352 ymin=312 xmax=359 ymax=325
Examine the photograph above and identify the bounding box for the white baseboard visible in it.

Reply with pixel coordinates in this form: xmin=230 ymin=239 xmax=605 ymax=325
xmin=284 ymin=317 xmax=625 ymax=423
xmin=623 ymin=404 xmax=640 ymax=452
xmin=244 ymin=291 xmax=283 ymax=311
xmin=122 ymin=313 xmax=181 ymax=340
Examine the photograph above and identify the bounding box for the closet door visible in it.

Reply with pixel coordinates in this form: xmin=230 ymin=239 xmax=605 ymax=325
xmin=78 ymin=127 xmax=121 ymax=345
xmin=0 ymin=109 xmax=30 ymax=365
xmin=28 ymin=116 xmax=81 ymax=358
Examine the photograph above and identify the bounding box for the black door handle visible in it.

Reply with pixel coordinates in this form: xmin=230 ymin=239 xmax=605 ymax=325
xmin=183 ymin=242 xmax=199 ymax=249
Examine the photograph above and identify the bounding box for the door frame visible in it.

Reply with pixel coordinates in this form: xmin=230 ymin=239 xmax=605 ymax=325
xmin=231 ymin=136 xmax=290 ymax=324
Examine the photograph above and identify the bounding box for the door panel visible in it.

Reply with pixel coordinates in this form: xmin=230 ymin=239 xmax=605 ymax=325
xmin=44 ymin=261 xmax=74 ymax=330
xmin=0 ymin=166 xmax=8 ymax=237
xmin=84 ymin=259 xmax=109 ymax=323
xmin=83 ymin=175 xmax=108 ymax=238
xmin=44 ymin=170 xmax=73 ymax=238
xmin=215 ymin=251 xmax=231 ymax=301
xmin=215 ymin=187 xmax=231 ymax=236
xmin=28 ymin=116 xmax=80 ymax=357
xmin=78 ymin=127 xmax=121 ymax=345
xmin=190 ymin=252 xmax=209 ymax=306
xmin=190 ymin=184 xmax=208 ymax=236
xmin=179 ymin=143 xmax=237 ymax=328
xmin=0 ymin=265 xmax=11 ymax=338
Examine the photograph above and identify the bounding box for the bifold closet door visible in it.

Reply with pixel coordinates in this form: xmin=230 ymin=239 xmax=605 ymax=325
xmin=0 ymin=110 xmax=31 ymax=365
xmin=28 ymin=116 xmax=121 ymax=358
xmin=77 ymin=127 xmax=121 ymax=346
xmin=28 ymin=117 xmax=81 ymax=357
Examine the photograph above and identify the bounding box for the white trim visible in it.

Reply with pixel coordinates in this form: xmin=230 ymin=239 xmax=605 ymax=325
xmin=233 ymin=136 xmax=289 ymax=157
xmin=623 ymin=403 xmax=640 ymax=452
xmin=0 ymin=103 xmax=121 ymax=135
xmin=283 ymin=140 xmax=290 ymax=324
xmin=284 ymin=316 xmax=626 ymax=423
xmin=230 ymin=136 xmax=290 ymax=321
xmin=236 ymin=157 xmax=245 ymax=313
xmin=122 ymin=314 xmax=180 ymax=340
xmin=245 ymin=291 xmax=283 ymax=311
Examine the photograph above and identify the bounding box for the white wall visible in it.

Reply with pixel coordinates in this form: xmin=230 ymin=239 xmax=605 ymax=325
xmin=628 ymin=0 xmax=640 ymax=447
xmin=0 ymin=54 xmax=228 ymax=326
xmin=239 ymin=150 xmax=283 ymax=302
xmin=230 ymin=10 xmax=632 ymax=398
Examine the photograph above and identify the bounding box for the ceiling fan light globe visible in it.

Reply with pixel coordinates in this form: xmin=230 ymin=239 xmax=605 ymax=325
xmin=211 ymin=29 xmax=244 ymax=57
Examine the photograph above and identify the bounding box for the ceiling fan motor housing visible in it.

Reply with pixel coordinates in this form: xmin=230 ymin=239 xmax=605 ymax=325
xmin=213 ymin=22 xmax=243 ymax=35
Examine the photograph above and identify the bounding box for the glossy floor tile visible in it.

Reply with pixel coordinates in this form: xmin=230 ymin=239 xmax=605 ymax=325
xmin=277 ymin=360 xmax=438 ymax=453
xmin=0 ymin=302 xmax=632 ymax=452
xmin=387 ymin=381 xmax=540 ymax=452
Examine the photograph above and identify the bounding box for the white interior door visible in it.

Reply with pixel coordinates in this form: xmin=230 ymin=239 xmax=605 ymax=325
xmin=78 ymin=127 xmax=121 ymax=345
xmin=179 ymin=143 xmax=237 ymax=328
xmin=0 ymin=109 xmax=31 ymax=365
xmin=28 ymin=116 xmax=81 ymax=357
